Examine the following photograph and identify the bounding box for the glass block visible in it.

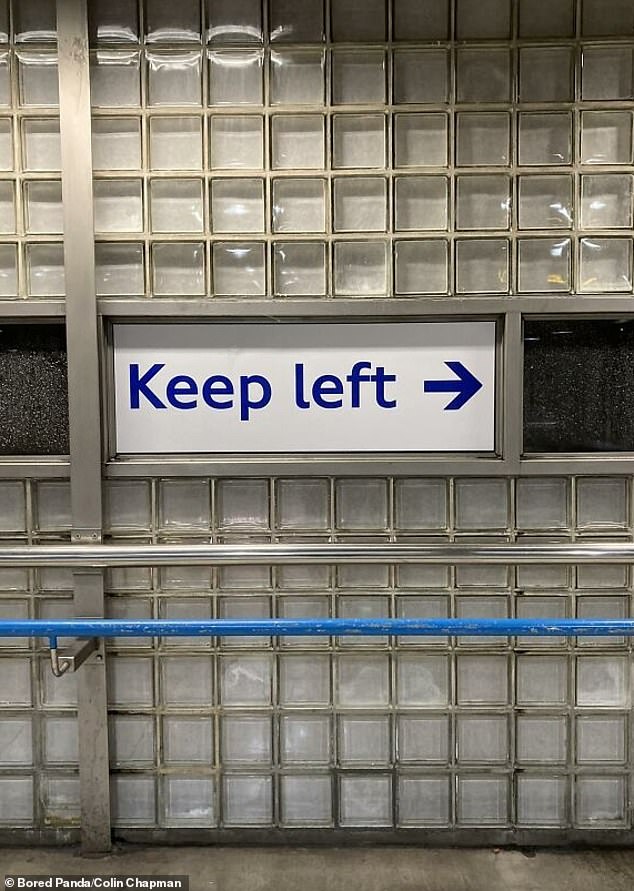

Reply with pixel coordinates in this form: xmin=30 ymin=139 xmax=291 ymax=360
xmin=206 ymin=0 xmax=262 ymax=43
xmin=332 ymin=115 xmax=385 ymax=169
xmin=337 ymin=654 xmax=389 ymax=707
xmin=334 ymin=241 xmax=387 ymax=297
xmin=335 ymin=479 xmax=387 ymax=530
xmin=577 ymin=656 xmax=628 ymax=707
xmin=517 ymin=716 xmax=567 ymax=764
xmin=222 ymin=716 xmax=271 ymax=764
xmin=89 ymin=0 xmax=139 ymax=43
xmin=577 ymin=478 xmax=628 ymax=528
xmin=0 ymin=777 xmax=33 ymax=825
xmin=331 ymin=0 xmax=386 ymax=41
xmin=397 ymin=715 xmax=448 ymax=763
xmin=219 ymin=595 xmax=270 ymax=649
xmin=210 ymin=116 xmax=262 ymax=170
xmin=520 ymin=47 xmax=574 ymax=102
xmin=518 ymin=239 xmax=571 ymax=293
xmin=517 ymin=479 xmax=569 ymax=530
xmin=209 ymin=51 xmax=263 ymax=106
xmin=395 ymin=240 xmax=448 ymax=296
xmin=160 ymin=597 xmax=212 ymax=648
xmin=0 ymin=484 xmax=24 ymax=534
xmin=150 ymin=117 xmax=202 ymax=170
xmin=519 ymin=0 xmax=575 ymax=37
xmin=161 ymin=656 xmax=213 ymax=706
xmin=576 ymin=777 xmax=626 ymax=826
xmin=91 ymin=51 xmax=140 ymax=107
xmin=456 ymin=176 xmax=510 ymax=231
xmin=211 ymin=178 xmax=264 ymax=234
xmin=582 ymin=46 xmax=633 ymax=101
xmin=458 ymin=776 xmax=509 ymax=826
xmin=271 ymin=115 xmax=324 ymax=169
xmin=18 ymin=52 xmax=58 ymax=107
xmin=105 ymin=597 xmax=152 ymax=650
xmin=334 ymin=177 xmax=386 ymax=233
xmin=579 ymin=238 xmax=633 ymax=293
xmin=517 ymin=776 xmax=567 ymax=826
xmin=163 ymin=716 xmax=213 ymax=764
xmin=223 ymin=776 xmax=272 ymax=826
xmin=336 ymin=542 xmax=390 ymax=589
xmin=274 ymin=242 xmax=326 ymax=297
xmin=518 ymin=176 xmax=573 ymax=230
xmin=457 ymin=716 xmax=507 ymax=763
xmin=163 ymin=777 xmax=214 ymax=827
xmin=0 ymin=242 xmax=16 ymax=296
xmin=0 ymin=119 xmax=12 ymax=170
xmin=456 ymin=0 xmax=511 ymax=38
xmin=518 ymin=113 xmax=572 ymax=166
xmin=397 ymin=654 xmax=448 ymax=707
xmin=456 ymin=113 xmax=509 ymax=167
xmin=455 ymin=479 xmax=508 ymax=530
xmin=271 ymin=0 xmax=323 ymax=40
xmin=95 ymin=242 xmax=144 ymax=296
xmin=339 ymin=715 xmax=390 ymax=766
xmin=109 ymin=715 xmax=154 ymax=765
xmin=147 ymin=51 xmax=202 ymax=106
xmin=107 ymin=656 xmax=153 ymax=707
xmin=333 ymin=51 xmax=385 ymax=105
xmin=0 ymin=180 xmax=14 ymax=234
xmin=93 ymin=179 xmax=142 ymax=233
xmin=393 ymin=177 xmax=446 ymax=232
xmin=281 ymin=776 xmax=332 ymax=827
xmin=276 ymin=480 xmax=329 ymax=530
xmin=393 ymin=49 xmax=448 ymax=105
xmin=217 ymin=479 xmax=269 ymax=529
xmin=581 ymin=175 xmax=633 ymax=229
xmin=150 ymin=178 xmax=203 ymax=233
xmin=217 ymin=538 xmax=270 ymax=589
xmin=221 ymin=655 xmax=271 ymax=705
xmin=397 ymin=594 xmax=449 ymax=646
xmin=394 ymin=479 xmax=446 ymax=531
xmin=37 ymin=481 xmax=71 ymax=530
xmin=456 ymin=48 xmax=510 ymax=103
xmin=15 ymin=1 xmax=56 ymax=41
xmin=577 ymin=563 xmax=628 ymax=590
xmin=0 ymin=718 xmax=32 ymax=766
xmin=146 ymin=0 xmax=201 ymax=42
xmin=338 ymin=594 xmax=389 ymax=647
xmin=279 ymin=594 xmax=330 ymax=647
xmin=270 ymin=50 xmax=324 ymax=106
xmin=152 ymin=242 xmax=205 ymax=296
xmin=23 ymin=119 xmax=61 ymax=172
xmin=111 ymin=775 xmax=156 ymax=827
xmin=515 ymin=595 xmax=568 ymax=647
xmin=455 ymin=239 xmax=509 ymax=294
xmin=212 ymin=242 xmax=265 ymax=297
xmin=582 ymin=0 xmax=634 ymax=34
xmin=25 ymin=181 xmax=62 ymax=235
xmin=517 ymin=655 xmax=568 ymax=705
xmin=272 ymin=179 xmax=325 ymax=234
xmin=457 ymin=655 xmax=508 ymax=705
xmin=340 ymin=775 xmax=391 ymax=827
xmin=394 ymin=114 xmax=447 ymax=168
xmin=581 ymin=112 xmax=633 ymax=165
xmin=280 ymin=654 xmax=330 ymax=705
xmin=41 ymin=660 xmax=77 ymax=707
xmin=456 ymin=595 xmax=508 ymax=646
xmin=43 ymin=717 xmax=78 ymax=766
xmin=281 ymin=714 xmax=331 ymax=764
xmin=577 ymin=716 xmax=626 ymax=763
xmin=577 ymin=595 xmax=627 ymax=648
xmin=398 ymin=776 xmax=450 ymax=827
xmin=159 ymin=480 xmax=209 ymax=528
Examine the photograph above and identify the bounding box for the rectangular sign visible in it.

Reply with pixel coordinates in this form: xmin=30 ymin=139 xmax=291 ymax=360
xmin=113 ymin=322 xmax=496 ymax=454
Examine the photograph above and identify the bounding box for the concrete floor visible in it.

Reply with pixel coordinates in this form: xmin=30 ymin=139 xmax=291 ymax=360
xmin=1 ymin=846 xmax=634 ymax=891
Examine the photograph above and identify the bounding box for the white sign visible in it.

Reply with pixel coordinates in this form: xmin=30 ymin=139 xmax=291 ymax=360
xmin=113 ymin=322 xmax=496 ymax=454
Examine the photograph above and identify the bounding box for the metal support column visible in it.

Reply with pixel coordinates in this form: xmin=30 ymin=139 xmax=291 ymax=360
xmin=57 ymin=0 xmax=111 ymax=853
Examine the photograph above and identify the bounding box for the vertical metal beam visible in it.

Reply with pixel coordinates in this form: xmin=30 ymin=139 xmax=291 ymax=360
xmin=57 ymin=0 xmax=111 ymax=853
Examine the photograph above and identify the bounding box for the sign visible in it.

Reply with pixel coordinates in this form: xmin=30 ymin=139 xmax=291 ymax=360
xmin=113 ymin=322 xmax=496 ymax=454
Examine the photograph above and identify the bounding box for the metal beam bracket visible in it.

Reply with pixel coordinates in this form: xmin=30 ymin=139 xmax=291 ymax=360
xmin=49 ymin=637 xmax=100 ymax=677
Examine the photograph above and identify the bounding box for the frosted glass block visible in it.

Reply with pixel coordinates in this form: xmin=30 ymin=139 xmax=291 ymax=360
xmin=581 ymin=112 xmax=633 ymax=165
xmin=395 ymin=240 xmax=448 ymax=296
xmin=339 ymin=715 xmax=390 ymax=766
xmin=394 ymin=479 xmax=446 ymax=530
xmin=37 ymin=481 xmax=71 ymax=530
xmin=106 ymin=539 xmax=152 ymax=592
xmin=223 ymin=776 xmax=272 ymax=826
xmin=456 ymin=113 xmax=510 ymax=167
xmin=582 ymin=0 xmax=634 ymax=34
xmin=0 ymin=243 xmax=16 ymax=296
xmin=338 ymin=595 xmax=389 ymax=648
xmin=518 ymin=239 xmax=571 ymax=293
xmin=336 ymin=541 xmax=389 ymax=588
xmin=456 ymin=0 xmax=510 ymax=38
xmin=218 ymin=538 xmax=270 ymax=589
xmin=274 ymin=242 xmax=326 ymax=297
xmin=332 ymin=0 xmax=386 ymax=41
xmin=0 ymin=118 xmax=12 ymax=170
xmin=518 ymin=176 xmax=573 ymax=230
xmin=398 ymin=776 xmax=450 ymax=827
xmin=520 ymin=47 xmax=574 ymax=102
xmin=107 ymin=599 xmax=153 ymax=647
xmin=41 ymin=662 xmax=77 ymax=707
xmin=281 ymin=776 xmax=331 ymax=827
xmin=221 ymin=655 xmax=272 ymax=705
xmin=93 ymin=179 xmax=142 ymax=233
xmin=146 ymin=0 xmax=201 ymax=42
xmin=393 ymin=49 xmax=448 ymax=105
xmin=577 ymin=478 xmax=628 ymax=528
xmin=89 ymin=0 xmax=139 ymax=43
xmin=455 ymin=480 xmax=509 ymax=530
xmin=332 ymin=115 xmax=385 ymax=169
xmin=273 ymin=179 xmax=325 ymax=234
xmin=108 ymin=656 xmax=153 ymax=706
xmin=457 ymin=656 xmax=508 ymax=705
xmin=457 ymin=49 xmax=510 ymax=103
xmin=271 ymin=115 xmax=324 ymax=169
xmin=332 ymin=51 xmax=385 ymax=106
xmin=577 ymin=596 xmax=627 ymax=648
xmin=394 ymin=0 xmax=448 ymax=39
xmin=111 ymin=775 xmax=156 ymax=827
xmin=519 ymin=0 xmax=574 ymax=37
xmin=92 ymin=118 xmax=140 ymax=172
xmin=337 ymin=654 xmax=389 ymax=707
xmin=0 ymin=482 xmax=25 ymax=531
xmin=335 ymin=479 xmax=387 ymax=530
xmin=150 ymin=179 xmax=203 ymax=233
xmin=18 ymin=52 xmax=58 ymax=107
xmin=0 ymin=718 xmax=32 ymax=766
xmin=153 ymin=242 xmax=205 ymax=296
xmin=398 ymin=716 xmax=448 ymax=763
xmin=161 ymin=656 xmax=213 ymax=706
xmin=43 ymin=717 xmax=79 ymax=765
xmin=0 ymin=777 xmax=33 ymax=825
xmin=15 ymin=1 xmax=56 ymax=41
xmin=206 ymin=0 xmax=262 ymax=43
xmin=147 ymin=51 xmax=202 ymax=106
xmin=281 ymin=714 xmax=331 ymax=764
xmin=340 ymin=775 xmax=391 ymax=827
xmin=334 ymin=177 xmax=386 ymax=233
xmin=161 ymin=597 xmax=212 ymax=648
xmin=23 ymin=119 xmax=61 ymax=172
xmin=577 ymin=564 xmax=628 ymax=590
xmin=163 ymin=777 xmax=214 ymax=827
xmin=280 ymin=655 xmax=330 ymax=705
xmin=397 ymin=595 xmax=448 ymax=646
xmin=519 ymin=113 xmax=573 ymax=167
xmin=25 ymin=181 xmax=62 ymax=235
xmin=220 ymin=596 xmax=270 ymax=645
xmin=209 ymin=51 xmax=263 ymax=106
xmin=270 ymin=0 xmax=324 ymax=42
xmin=456 ymin=596 xmax=508 ymax=646
xmin=457 ymin=716 xmax=508 ymax=764
xmin=277 ymin=552 xmax=331 ymax=591
xmin=159 ymin=480 xmax=209 ymax=528
xmin=515 ymin=596 xmax=568 ymax=647
xmin=579 ymin=238 xmax=633 ymax=293
xmin=38 ymin=565 xmax=74 ymax=592
xmin=0 ymin=600 xmax=27 ymax=649
xmin=91 ymin=52 xmax=140 ymax=107
xmin=222 ymin=716 xmax=271 ymax=764
xmin=395 ymin=114 xmax=447 ymax=168
xmin=517 ymin=776 xmax=566 ymax=826
xmin=95 ymin=243 xmax=144 ymax=296
xmin=397 ymin=654 xmax=448 ymax=707
xmin=211 ymin=178 xmax=264 ymax=234
xmin=581 ymin=175 xmax=633 ymax=229
xmin=517 ymin=716 xmax=567 ymax=764
xmin=582 ymin=47 xmax=633 ymax=100
xmin=455 ymin=239 xmax=509 ymax=294
xmin=576 ymin=777 xmax=625 ymax=826
xmin=217 ymin=479 xmax=269 ymax=529
xmin=212 ymin=242 xmax=265 ymax=297
xmin=517 ymin=479 xmax=569 ymax=530
xmin=279 ymin=595 xmax=329 ymax=648
xmin=577 ymin=656 xmax=627 ymax=707
xmin=457 ymin=776 xmax=509 ymax=829
xmin=456 ymin=176 xmax=510 ymax=231
xmin=159 ymin=563 xmax=211 ymax=591
xmin=109 ymin=715 xmax=154 ymax=765
xmin=334 ymin=241 xmax=387 ymax=297
xmin=163 ymin=716 xmax=213 ymax=764
xmin=210 ymin=117 xmax=262 ymax=171
xmin=577 ymin=716 xmax=626 ymax=763
xmin=271 ymin=51 xmax=324 ymax=106
xmin=0 ymin=180 xmax=14 ymax=234
xmin=149 ymin=117 xmax=202 ymax=171
xmin=517 ymin=655 xmax=568 ymax=705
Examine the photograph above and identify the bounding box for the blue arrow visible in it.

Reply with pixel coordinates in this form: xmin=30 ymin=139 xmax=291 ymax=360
xmin=424 ymin=361 xmax=483 ymax=411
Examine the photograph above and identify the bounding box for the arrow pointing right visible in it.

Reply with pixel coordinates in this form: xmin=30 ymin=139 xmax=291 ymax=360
xmin=423 ymin=361 xmax=483 ymax=411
